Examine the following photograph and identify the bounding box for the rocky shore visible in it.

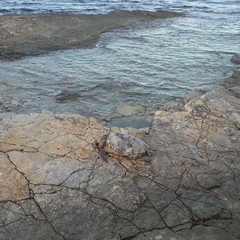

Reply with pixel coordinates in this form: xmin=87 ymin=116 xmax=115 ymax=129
xmin=1 ymin=9 xmax=239 ymax=240
xmin=0 ymin=71 xmax=239 ymax=239
xmin=0 ymin=10 xmax=183 ymax=60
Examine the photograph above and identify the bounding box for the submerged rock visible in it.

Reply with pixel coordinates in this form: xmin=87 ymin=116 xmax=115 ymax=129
xmin=231 ymin=53 xmax=240 ymax=65
xmin=105 ymin=103 xmax=154 ymax=128
xmin=55 ymin=90 xmax=80 ymax=103
xmin=107 ymin=103 xmax=146 ymax=119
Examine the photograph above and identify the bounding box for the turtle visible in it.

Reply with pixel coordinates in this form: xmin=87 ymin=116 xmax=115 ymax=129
xmin=95 ymin=132 xmax=150 ymax=162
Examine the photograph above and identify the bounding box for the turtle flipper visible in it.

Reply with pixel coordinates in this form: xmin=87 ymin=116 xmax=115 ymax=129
xmin=99 ymin=149 xmax=108 ymax=162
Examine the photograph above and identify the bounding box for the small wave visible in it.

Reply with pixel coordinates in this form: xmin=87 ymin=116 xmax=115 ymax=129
xmin=182 ymin=5 xmax=209 ymax=9
xmin=0 ymin=9 xmax=11 ymax=14
xmin=19 ymin=2 xmax=40 ymax=6
xmin=91 ymin=80 xmax=141 ymax=91
xmin=182 ymin=5 xmax=193 ymax=9
xmin=10 ymin=8 xmax=36 ymax=13
xmin=85 ymin=8 xmax=98 ymax=12
xmin=216 ymin=11 xmax=240 ymax=15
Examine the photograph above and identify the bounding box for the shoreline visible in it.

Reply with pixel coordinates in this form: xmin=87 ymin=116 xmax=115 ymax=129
xmin=0 ymin=10 xmax=184 ymax=60
xmin=0 ymin=7 xmax=239 ymax=239
xmin=0 ymin=72 xmax=236 ymax=128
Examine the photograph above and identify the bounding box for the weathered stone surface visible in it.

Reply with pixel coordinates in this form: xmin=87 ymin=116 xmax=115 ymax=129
xmin=0 ymin=72 xmax=240 ymax=239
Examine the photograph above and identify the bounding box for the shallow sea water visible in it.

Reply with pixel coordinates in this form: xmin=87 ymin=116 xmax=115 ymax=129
xmin=0 ymin=0 xmax=239 ymax=120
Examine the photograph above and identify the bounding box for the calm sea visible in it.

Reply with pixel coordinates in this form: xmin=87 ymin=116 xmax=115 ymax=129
xmin=0 ymin=0 xmax=239 ymax=120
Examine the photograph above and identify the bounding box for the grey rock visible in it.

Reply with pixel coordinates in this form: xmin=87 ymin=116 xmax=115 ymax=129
xmin=231 ymin=53 xmax=240 ymax=65
xmin=184 ymin=88 xmax=210 ymax=103
xmin=220 ymin=71 xmax=240 ymax=89
xmin=55 ymin=90 xmax=80 ymax=103
xmin=161 ymin=99 xmax=185 ymax=112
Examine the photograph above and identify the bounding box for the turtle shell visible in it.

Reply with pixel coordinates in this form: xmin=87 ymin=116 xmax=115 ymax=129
xmin=104 ymin=132 xmax=149 ymax=159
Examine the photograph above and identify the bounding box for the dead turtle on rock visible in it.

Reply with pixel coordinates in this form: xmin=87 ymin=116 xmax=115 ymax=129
xmin=95 ymin=132 xmax=150 ymax=162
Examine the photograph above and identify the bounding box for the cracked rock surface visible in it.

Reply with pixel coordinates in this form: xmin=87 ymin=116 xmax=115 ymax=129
xmin=0 ymin=72 xmax=240 ymax=240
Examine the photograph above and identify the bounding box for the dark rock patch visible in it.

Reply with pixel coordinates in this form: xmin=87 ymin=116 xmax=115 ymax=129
xmin=55 ymin=90 xmax=80 ymax=103
xmin=231 ymin=53 xmax=240 ymax=65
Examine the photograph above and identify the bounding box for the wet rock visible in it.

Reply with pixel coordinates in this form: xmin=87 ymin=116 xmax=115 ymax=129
xmin=55 ymin=90 xmax=80 ymax=103
xmin=108 ymin=103 xmax=146 ymax=118
xmin=106 ymin=115 xmax=152 ymax=129
xmin=0 ymin=96 xmax=22 ymax=121
xmin=220 ymin=71 xmax=240 ymax=89
xmin=231 ymin=53 xmax=240 ymax=65
xmin=105 ymin=103 xmax=153 ymax=128
xmin=161 ymin=99 xmax=185 ymax=112
xmin=0 ymin=10 xmax=184 ymax=60
xmin=184 ymin=88 xmax=210 ymax=103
